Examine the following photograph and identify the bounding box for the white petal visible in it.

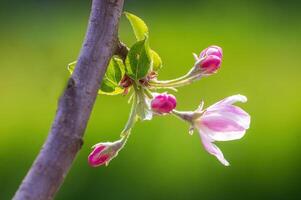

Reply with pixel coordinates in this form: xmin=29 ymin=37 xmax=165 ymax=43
xmin=204 ymin=105 xmax=251 ymax=130
xmin=207 ymin=94 xmax=247 ymax=110
xmin=200 ymin=126 xmax=246 ymax=141
xmin=138 ymin=96 xmax=153 ymax=121
xmin=200 ymin=133 xmax=230 ymax=166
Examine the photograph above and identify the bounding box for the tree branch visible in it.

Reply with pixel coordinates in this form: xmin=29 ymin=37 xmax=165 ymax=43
xmin=13 ymin=0 xmax=124 ymax=199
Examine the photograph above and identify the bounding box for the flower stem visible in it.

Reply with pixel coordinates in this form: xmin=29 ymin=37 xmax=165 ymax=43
xmin=149 ymin=58 xmax=205 ymax=88
xmin=121 ymin=90 xmax=138 ymax=138
xmin=144 ymin=88 xmax=154 ymax=99
xmin=172 ymin=110 xmax=194 ymax=122
xmin=150 ymin=73 xmax=202 ymax=88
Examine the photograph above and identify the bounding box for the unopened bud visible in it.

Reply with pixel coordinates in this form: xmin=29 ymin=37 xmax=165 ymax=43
xmin=199 ymin=55 xmax=221 ymax=74
xmin=200 ymin=45 xmax=223 ymax=59
xmin=88 ymin=141 xmax=122 ymax=167
xmin=151 ymin=93 xmax=177 ymax=114
xmin=196 ymin=45 xmax=223 ymax=75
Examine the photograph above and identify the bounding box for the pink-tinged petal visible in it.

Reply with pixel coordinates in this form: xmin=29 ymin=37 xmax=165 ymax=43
xmin=88 ymin=140 xmax=125 ymax=167
xmin=199 ymin=126 xmax=246 ymax=141
xmin=201 ymin=115 xmax=245 ymax=132
xmin=200 ymin=133 xmax=229 ymax=166
xmin=204 ymin=105 xmax=250 ymax=130
xmin=200 ymin=45 xmax=223 ymax=59
xmin=207 ymin=104 xmax=248 ymax=115
xmin=196 ymin=105 xmax=250 ymax=141
xmin=208 ymin=94 xmax=247 ymax=110
xmin=88 ymin=145 xmax=110 ymax=167
xmin=88 ymin=154 xmax=110 ymax=167
xmin=199 ymin=55 xmax=221 ymax=74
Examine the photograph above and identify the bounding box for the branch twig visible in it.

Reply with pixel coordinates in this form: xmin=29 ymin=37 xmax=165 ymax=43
xmin=13 ymin=0 xmax=124 ymax=199
xmin=115 ymin=39 xmax=129 ymax=61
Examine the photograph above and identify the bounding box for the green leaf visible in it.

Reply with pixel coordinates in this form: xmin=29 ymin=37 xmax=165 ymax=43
xmin=125 ymin=38 xmax=152 ymax=80
xmin=99 ymin=57 xmax=125 ymax=95
xmin=150 ymin=50 xmax=162 ymax=71
xmin=67 ymin=58 xmax=125 ymax=95
xmin=125 ymin=12 xmax=149 ymax=41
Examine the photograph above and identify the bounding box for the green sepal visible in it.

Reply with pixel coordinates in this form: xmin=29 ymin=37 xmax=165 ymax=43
xmin=135 ymin=88 xmax=153 ymax=121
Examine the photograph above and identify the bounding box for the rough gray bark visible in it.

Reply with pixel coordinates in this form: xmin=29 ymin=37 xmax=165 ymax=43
xmin=13 ymin=0 xmax=124 ymax=199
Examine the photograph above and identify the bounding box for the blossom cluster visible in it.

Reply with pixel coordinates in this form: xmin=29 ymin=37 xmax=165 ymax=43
xmin=69 ymin=12 xmax=251 ymax=167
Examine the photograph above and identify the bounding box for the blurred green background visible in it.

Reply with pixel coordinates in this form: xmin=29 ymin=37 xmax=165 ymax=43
xmin=1 ymin=0 xmax=301 ymax=199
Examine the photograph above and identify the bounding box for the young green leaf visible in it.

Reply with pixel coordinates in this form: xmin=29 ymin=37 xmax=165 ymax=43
xmin=99 ymin=57 xmax=125 ymax=95
xmin=67 ymin=58 xmax=125 ymax=95
xmin=125 ymin=12 xmax=149 ymax=41
xmin=150 ymin=50 xmax=162 ymax=71
xmin=125 ymin=38 xmax=152 ymax=80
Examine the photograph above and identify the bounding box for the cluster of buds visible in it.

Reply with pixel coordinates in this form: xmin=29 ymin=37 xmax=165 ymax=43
xmin=87 ymin=44 xmax=250 ymax=167
xmin=78 ymin=12 xmax=251 ymax=168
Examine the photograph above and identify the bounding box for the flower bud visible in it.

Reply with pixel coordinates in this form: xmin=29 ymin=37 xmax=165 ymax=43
xmin=196 ymin=45 xmax=223 ymax=75
xmin=200 ymin=45 xmax=223 ymax=59
xmin=151 ymin=93 xmax=177 ymax=114
xmin=199 ymin=55 xmax=221 ymax=74
xmin=88 ymin=144 xmax=110 ymax=167
xmin=88 ymin=141 xmax=122 ymax=167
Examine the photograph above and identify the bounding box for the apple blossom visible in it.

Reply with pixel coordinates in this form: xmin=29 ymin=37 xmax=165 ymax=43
xmin=173 ymin=94 xmax=250 ymax=166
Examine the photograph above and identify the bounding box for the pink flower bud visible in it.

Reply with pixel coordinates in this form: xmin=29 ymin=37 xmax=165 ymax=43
xmin=151 ymin=93 xmax=177 ymax=114
xmin=197 ymin=45 xmax=223 ymax=75
xmin=88 ymin=144 xmax=111 ymax=167
xmin=200 ymin=45 xmax=223 ymax=59
xmin=199 ymin=55 xmax=221 ymax=74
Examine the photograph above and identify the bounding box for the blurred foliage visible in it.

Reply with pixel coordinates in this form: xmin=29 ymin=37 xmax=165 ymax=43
xmin=0 ymin=0 xmax=300 ymax=199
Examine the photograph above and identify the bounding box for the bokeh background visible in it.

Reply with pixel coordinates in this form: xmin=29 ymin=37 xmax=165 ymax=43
xmin=1 ymin=0 xmax=301 ymax=199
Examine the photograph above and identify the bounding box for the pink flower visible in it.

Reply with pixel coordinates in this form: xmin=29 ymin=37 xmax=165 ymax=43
xmin=195 ymin=45 xmax=223 ymax=75
xmin=174 ymin=94 xmax=250 ymax=166
xmin=88 ymin=141 xmax=122 ymax=167
xmin=151 ymin=93 xmax=177 ymax=114
xmin=196 ymin=95 xmax=250 ymax=166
